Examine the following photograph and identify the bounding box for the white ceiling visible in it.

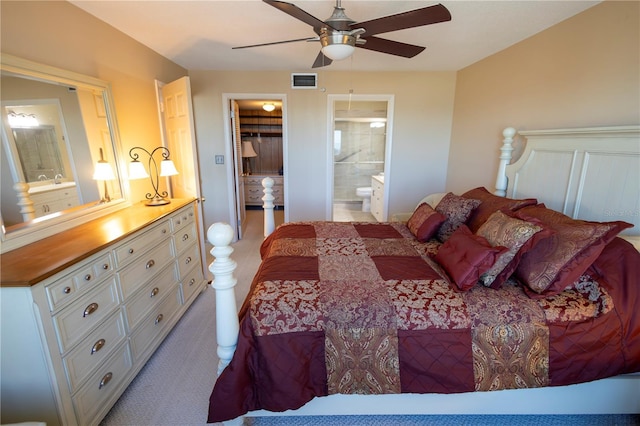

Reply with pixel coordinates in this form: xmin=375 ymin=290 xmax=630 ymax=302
xmin=70 ymin=1 xmax=601 ymax=72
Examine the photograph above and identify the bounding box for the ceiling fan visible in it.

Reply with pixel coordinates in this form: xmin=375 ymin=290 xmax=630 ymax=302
xmin=233 ymin=0 xmax=452 ymax=68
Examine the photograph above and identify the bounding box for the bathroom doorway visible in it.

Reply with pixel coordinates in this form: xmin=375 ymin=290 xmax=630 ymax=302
xmin=329 ymin=95 xmax=393 ymax=222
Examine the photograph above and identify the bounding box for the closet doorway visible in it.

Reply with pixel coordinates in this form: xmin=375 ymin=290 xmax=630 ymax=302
xmin=328 ymin=95 xmax=393 ymax=222
xmin=223 ymin=94 xmax=287 ymax=240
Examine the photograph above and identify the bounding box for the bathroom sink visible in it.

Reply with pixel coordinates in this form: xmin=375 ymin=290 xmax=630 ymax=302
xmin=29 ymin=181 xmax=77 ymax=194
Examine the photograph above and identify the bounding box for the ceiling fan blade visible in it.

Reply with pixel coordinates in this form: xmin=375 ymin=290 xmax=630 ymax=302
xmin=358 ymin=36 xmax=425 ymax=58
xmin=312 ymin=51 xmax=333 ymax=68
xmin=263 ymin=0 xmax=336 ymax=33
xmin=351 ymin=3 xmax=451 ymax=37
xmin=233 ymin=37 xmax=316 ymax=50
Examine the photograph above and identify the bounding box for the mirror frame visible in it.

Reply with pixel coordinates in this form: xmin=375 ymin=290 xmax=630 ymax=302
xmin=0 ymin=53 xmax=130 ymax=252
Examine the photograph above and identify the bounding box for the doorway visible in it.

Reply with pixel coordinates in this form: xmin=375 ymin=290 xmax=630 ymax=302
xmin=222 ymin=94 xmax=288 ymax=241
xmin=328 ymin=95 xmax=393 ymax=222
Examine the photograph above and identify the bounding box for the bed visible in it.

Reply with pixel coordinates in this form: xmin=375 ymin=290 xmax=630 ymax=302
xmin=206 ymin=126 xmax=640 ymax=424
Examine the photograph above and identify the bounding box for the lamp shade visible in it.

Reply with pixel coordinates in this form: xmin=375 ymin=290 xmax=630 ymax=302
xmin=128 ymin=160 xmax=149 ymax=180
xmin=160 ymin=159 xmax=179 ymax=177
xmin=93 ymin=161 xmax=116 ymax=181
xmin=242 ymin=141 xmax=258 ymax=158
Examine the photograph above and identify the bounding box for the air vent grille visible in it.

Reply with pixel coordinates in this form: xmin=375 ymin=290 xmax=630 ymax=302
xmin=291 ymin=73 xmax=317 ymax=89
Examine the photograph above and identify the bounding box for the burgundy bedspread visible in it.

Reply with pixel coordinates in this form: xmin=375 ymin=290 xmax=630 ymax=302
xmin=208 ymin=222 xmax=640 ymax=423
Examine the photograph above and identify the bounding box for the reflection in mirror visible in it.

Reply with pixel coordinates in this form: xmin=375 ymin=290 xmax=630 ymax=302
xmin=0 ymin=54 xmax=126 ymax=251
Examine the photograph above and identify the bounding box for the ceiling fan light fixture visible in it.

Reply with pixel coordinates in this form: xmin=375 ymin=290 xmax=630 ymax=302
xmin=320 ymin=31 xmax=356 ymax=61
xmin=262 ymin=103 xmax=275 ymax=112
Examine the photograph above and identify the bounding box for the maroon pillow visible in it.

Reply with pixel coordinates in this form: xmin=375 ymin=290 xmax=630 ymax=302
xmin=407 ymin=203 xmax=446 ymax=242
xmin=461 ymin=187 xmax=537 ymax=233
xmin=514 ymin=205 xmax=633 ymax=298
xmin=434 ymin=193 xmax=481 ymax=242
xmin=435 ymin=225 xmax=507 ymax=291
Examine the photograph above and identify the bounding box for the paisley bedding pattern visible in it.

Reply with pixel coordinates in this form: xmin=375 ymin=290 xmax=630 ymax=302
xmin=208 ymin=221 xmax=638 ymax=423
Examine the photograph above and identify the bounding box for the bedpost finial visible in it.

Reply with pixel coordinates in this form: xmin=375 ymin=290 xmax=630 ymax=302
xmin=207 ymin=222 xmax=234 ymax=247
xmin=503 ymin=127 xmax=516 ymax=139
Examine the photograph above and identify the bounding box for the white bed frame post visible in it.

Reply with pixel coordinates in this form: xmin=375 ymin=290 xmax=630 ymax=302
xmin=494 ymin=127 xmax=516 ymax=197
xmin=207 ymin=222 xmax=239 ymax=376
xmin=262 ymin=176 xmax=275 ymax=238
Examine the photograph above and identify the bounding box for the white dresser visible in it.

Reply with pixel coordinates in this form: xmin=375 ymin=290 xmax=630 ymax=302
xmin=0 ymin=199 xmax=207 ymax=426
xmin=244 ymin=174 xmax=284 ymax=207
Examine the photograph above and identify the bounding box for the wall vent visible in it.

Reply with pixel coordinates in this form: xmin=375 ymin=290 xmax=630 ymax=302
xmin=291 ymin=73 xmax=317 ymax=89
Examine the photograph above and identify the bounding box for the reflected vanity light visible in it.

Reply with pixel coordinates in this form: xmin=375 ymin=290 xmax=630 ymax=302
xmin=7 ymin=110 xmax=38 ymax=127
xmin=92 ymin=148 xmax=116 ymax=203
xmin=128 ymin=146 xmax=179 ymax=206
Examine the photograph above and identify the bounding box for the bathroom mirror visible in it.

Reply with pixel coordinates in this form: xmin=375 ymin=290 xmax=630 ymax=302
xmin=1 ymin=53 xmax=128 ymax=251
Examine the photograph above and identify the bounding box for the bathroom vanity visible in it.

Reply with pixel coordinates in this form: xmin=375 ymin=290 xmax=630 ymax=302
xmin=371 ymin=174 xmax=385 ymax=222
xmin=0 ymin=199 xmax=207 ymax=426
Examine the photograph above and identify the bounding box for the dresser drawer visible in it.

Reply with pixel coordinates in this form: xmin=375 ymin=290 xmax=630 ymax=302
xmin=72 ymin=343 xmax=133 ymax=426
xmin=125 ymin=263 xmax=178 ymax=330
xmin=177 ymin=243 xmax=200 ymax=280
xmin=180 ymin=265 xmax=205 ymax=304
xmin=130 ymin=287 xmax=181 ymax=360
xmin=53 ymin=277 xmax=121 ymax=353
xmin=63 ymin=310 xmax=127 ymax=392
xmin=174 ymin=222 xmax=198 ymax=254
xmin=46 ymin=252 xmax=114 ymax=312
xmin=114 ymin=219 xmax=171 ymax=267
xmin=170 ymin=207 xmax=195 ymax=232
xmin=118 ymin=242 xmax=174 ymax=300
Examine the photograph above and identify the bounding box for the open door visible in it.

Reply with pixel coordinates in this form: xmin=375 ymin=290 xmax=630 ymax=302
xmin=231 ymin=100 xmax=246 ymax=240
xmin=155 ymin=77 xmax=208 ymax=279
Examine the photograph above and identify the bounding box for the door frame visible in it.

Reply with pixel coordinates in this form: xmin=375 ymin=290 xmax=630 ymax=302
xmin=221 ymin=93 xmax=289 ymax=239
xmin=326 ymin=94 xmax=394 ymax=221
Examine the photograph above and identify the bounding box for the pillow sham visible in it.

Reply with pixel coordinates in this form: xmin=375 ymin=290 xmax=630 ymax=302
xmin=435 ymin=225 xmax=506 ymax=291
xmin=514 ymin=205 xmax=633 ymax=298
xmin=407 ymin=203 xmax=447 ymax=242
xmin=476 ymin=209 xmax=550 ymax=289
xmin=461 ymin=187 xmax=537 ymax=233
xmin=435 ymin=193 xmax=481 ymax=242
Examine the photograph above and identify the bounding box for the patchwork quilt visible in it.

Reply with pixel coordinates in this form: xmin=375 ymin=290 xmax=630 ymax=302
xmin=208 ymin=222 xmax=640 ymax=422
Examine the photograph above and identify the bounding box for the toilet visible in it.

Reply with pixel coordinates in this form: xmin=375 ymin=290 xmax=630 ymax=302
xmin=356 ymin=187 xmax=372 ymax=212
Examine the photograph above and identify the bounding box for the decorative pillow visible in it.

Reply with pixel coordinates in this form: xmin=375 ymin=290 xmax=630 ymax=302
xmin=435 ymin=193 xmax=481 ymax=242
xmin=514 ymin=205 xmax=633 ymax=298
xmin=476 ymin=210 xmax=550 ymax=289
xmin=435 ymin=225 xmax=507 ymax=291
xmin=407 ymin=203 xmax=447 ymax=242
xmin=461 ymin=187 xmax=537 ymax=233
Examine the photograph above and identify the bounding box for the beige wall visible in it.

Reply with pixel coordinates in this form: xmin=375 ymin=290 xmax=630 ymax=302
xmin=1 ymin=1 xmax=187 ymax=203
xmin=447 ymin=0 xmax=640 ymax=195
xmin=190 ymin=70 xmax=456 ymax=223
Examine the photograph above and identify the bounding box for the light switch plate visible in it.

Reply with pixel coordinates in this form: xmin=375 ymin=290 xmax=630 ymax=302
xmin=215 ymin=155 xmax=224 ymax=164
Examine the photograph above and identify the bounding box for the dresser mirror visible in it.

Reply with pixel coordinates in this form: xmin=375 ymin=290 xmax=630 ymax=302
xmin=1 ymin=53 xmax=128 ymax=251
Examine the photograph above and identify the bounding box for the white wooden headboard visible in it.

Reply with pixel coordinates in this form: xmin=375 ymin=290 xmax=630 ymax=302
xmin=495 ymin=126 xmax=640 ymax=236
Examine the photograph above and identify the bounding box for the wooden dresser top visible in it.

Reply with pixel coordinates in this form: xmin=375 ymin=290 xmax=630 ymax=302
xmin=1 ymin=198 xmax=195 ymax=287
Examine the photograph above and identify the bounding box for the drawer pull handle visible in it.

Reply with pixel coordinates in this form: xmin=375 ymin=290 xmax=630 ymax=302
xmin=128 ymin=248 xmax=134 ymax=254
xmin=176 ymin=220 xmax=182 ymax=225
xmin=102 ymin=264 xmax=109 ymax=270
xmin=185 ymin=256 xmax=192 ymax=265
xmin=155 ymin=313 xmax=164 ymax=325
xmin=162 ymin=228 xmax=167 ymax=234
xmin=83 ymin=302 xmax=99 ymax=317
xmin=189 ymin=278 xmax=195 ymax=286
xmin=91 ymin=339 xmax=106 ymax=354
xmin=146 ymin=259 xmax=155 ymax=269
xmin=182 ymin=234 xmax=189 ymax=241
xmin=63 ymin=286 xmax=71 ymax=294
xmin=150 ymin=287 xmax=160 ymax=297
xmin=99 ymin=372 xmax=113 ymax=389
xmin=84 ymin=274 xmax=92 ymax=281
